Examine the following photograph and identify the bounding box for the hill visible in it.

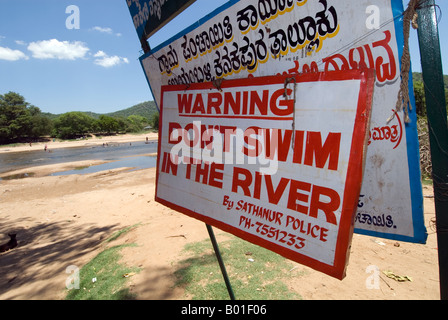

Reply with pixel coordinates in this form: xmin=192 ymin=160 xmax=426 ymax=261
xmin=106 ymin=101 xmax=158 ymax=119
xmin=43 ymin=101 xmax=158 ymax=120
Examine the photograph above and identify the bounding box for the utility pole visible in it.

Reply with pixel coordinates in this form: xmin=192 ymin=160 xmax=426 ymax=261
xmin=416 ymin=0 xmax=448 ymax=300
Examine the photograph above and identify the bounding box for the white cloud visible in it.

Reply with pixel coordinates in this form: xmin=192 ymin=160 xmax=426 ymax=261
xmin=27 ymin=39 xmax=89 ymax=60
xmin=2 ymin=38 xmax=127 ymax=68
xmin=91 ymin=26 xmax=121 ymax=37
xmin=94 ymin=50 xmax=107 ymax=58
xmin=0 ymin=46 xmax=28 ymax=61
xmin=93 ymin=50 xmax=129 ymax=68
xmin=92 ymin=26 xmax=113 ymax=34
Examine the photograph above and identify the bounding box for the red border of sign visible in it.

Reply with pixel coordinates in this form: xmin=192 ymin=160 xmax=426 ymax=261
xmin=155 ymin=69 xmax=375 ymax=280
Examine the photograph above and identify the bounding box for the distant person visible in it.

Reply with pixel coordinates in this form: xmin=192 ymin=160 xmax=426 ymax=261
xmin=44 ymin=144 xmax=47 ymax=151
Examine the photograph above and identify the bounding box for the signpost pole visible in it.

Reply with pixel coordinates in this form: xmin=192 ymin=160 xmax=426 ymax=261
xmin=206 ymin=224 xmax=236 ymax=300
xmin=416 ymin=0 xmax=448 ymax=300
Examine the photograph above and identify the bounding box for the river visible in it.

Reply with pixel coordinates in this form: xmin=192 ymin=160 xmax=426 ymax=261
xmin=0 ymin=140 xmax=158 ymax=179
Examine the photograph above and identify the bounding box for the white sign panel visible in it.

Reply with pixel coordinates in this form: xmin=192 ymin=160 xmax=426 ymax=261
xmin=142 ymin=0 xmax=427 ymax=243
xmin=156 ymin=70 xmax=374 ymax=279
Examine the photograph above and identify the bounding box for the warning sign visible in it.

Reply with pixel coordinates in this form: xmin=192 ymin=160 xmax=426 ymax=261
xmin=155 ymin=70 xmax=375 ymax=279
xmin=140 ymin=0 xmax=427 ymax=244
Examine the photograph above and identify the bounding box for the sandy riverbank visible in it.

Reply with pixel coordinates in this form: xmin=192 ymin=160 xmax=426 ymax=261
xmin=0 ymin=139 xmax=441 ymax=299
xmin=0 ymin=132 xmax=158 ymax=154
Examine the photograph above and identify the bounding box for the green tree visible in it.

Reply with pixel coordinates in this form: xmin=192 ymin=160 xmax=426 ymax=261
xmin=413 ymin=81 xmax=426 ymax=117
xmin=0 ymin=92 xmax=31 ymax=142
xmin=28 ymin=106 xmax=53 ymax=138
xmin=413 ymin=79 xmax=448 ymax=117
xmin=116 ymin=117 xmax=127 ymax=133
xmin=149 ymin=112 xmax=159 ymax=130
xmin=150 ymin=112 xmax=159 ymax=131
xmin=0 ymin=92 xmax=51 ymax=143
xmin=126 ymin=114 xmax=149 ymax=132
xmin=97 ymin=115 xmax=119 ymax=134
xmin=53 ymin=111 xmax=95 ymax=139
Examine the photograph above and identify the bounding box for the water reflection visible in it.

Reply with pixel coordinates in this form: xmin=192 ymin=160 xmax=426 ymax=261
xmin=51 ymin=155 xmax=157 ymax=176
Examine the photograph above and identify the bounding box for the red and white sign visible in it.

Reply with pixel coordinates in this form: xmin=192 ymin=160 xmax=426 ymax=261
xmin=155 ymin=69 xmax=374 ymax=279
xmin=141 ymin=0 xmax=427 ymax=244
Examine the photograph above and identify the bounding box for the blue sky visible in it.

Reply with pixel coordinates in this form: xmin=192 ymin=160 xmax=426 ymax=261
xmin=0 ymin=0 xmax=446 ymax=114
xmin=0 ymin=0 xmax=228 ymax=114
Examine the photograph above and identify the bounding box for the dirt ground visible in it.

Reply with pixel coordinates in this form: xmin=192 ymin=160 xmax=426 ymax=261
xmin=0 ymin=135 xmax=441 ymax=300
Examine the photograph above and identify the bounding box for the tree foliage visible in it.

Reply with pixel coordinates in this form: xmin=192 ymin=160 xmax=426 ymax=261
xmin=0 ymin=91 xmax=160 ymax=143
xmin=150 ymin=112 xmax=159 ymax=131
xmin=52 ymin=111 xmax=96 ymax=139
xmin=96 ymin=115 xmax=120 ymax=134
xmin=126 ymin=114 xmax=148 ymax=132
xmin=412 ymin=72 xmax=448 ymax=117
xmin=413 ymin=81 xmax=426 ymax=117
xmin=0 ymin=91 xmax=52 ymax=143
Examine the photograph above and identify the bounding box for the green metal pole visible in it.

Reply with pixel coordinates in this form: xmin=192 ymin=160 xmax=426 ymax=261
xmin=416 ymin=0 xmax=448 ymax=300
xmin=206 ymin=224 xmax=236 ymax=300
